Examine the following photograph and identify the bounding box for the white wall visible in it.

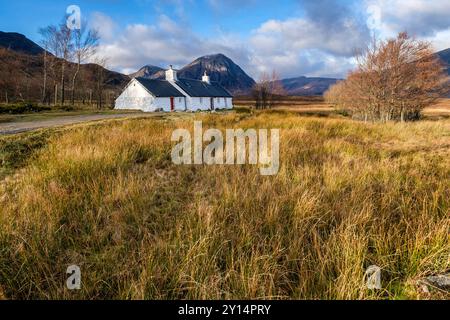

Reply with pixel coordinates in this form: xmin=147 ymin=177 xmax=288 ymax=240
xmin=211 ymin=97 xmax=233 ymax=110
xmin=115 ymin=79 xmax=155 ymax=111
xmin=183 ymin=97 xmax=233 ymax=111
xmin=152 ymin=97 xmax=186 ymax=112
xmin=115 ymin=79 xmax=232 ymax=112
xmin=115 ymin=79 xmax=187 ymax=112
xmin=174 ymin=96 xmax=187 ymax=111
xmin=188 ymin=97 xmax=212 ymax=111
xmin=226 ymin=97 xmax=233 ymax=110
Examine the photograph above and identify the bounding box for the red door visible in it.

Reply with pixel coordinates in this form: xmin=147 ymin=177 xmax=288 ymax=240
xmin=170 ymin=97 xmax=175 ymax=111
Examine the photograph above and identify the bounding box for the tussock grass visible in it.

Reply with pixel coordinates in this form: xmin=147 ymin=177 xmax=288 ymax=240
xmin=0 ymin=130 xmax=51 ymax=179
xmin=0 ymin=112 xmax=449 ymax=299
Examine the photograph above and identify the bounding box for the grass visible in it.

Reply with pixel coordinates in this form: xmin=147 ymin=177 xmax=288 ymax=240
xmin=0 ymin=109 xmax=141 ymax=124
xmin=0 ymin=130 xmax=52 ymax=179
xmin=236 ymin=98 xmax=450 ymax=120
xmin=0 ymin=102 xmax=52 ymax=115
xmin=422 ymin=99 xmax=450 ymax=120
xmin=0 ymin=111 xmax=449 ymax=300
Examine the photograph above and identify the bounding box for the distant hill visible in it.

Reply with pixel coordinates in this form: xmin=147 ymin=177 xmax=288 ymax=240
xmin=129 ymin=65 xmax=165 ymax=79
xmin=437 ymin=48 xmax=450 ymax=74
xmin=0 ymin=31 xmax=45 ymax=56
xmin=278 ymin=76 xmax=340 ymax=96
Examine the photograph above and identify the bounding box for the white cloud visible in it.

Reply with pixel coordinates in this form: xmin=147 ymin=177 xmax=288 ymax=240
xmin=93 ymin=12 xmax=357 ymax=80
xmin=90 ymin=0 xmax=450 ymax=80
xmin=366 ymin=0 xmax=450 ymax=40
xmin=425 ymin=29 xmax=450 ymax=52
xmin=247 ymin=0 xmax=370 ymax=79
xmin=89 ymin=12 xmax=117 ymax=42
xmin=93 ymin=14 xmax=250 ymax=76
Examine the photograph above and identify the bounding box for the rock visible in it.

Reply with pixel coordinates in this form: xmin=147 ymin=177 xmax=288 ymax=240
xmin=420 ymin=273 xmax=450 ymax=292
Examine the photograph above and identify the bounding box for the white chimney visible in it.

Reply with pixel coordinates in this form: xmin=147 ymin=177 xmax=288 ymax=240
xmin=165 ymin=65 xmax=178 ymax=81
xmin=202 ymin=71 xmax=210 ymax=84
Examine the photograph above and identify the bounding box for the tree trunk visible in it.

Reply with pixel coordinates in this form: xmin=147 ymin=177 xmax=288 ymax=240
xmin=54 ymin=84 xmax=58 ymax=106
xmin=60 ymin=62 xmax=65 ymax=105
xmin=71 ymin=60 xmax=81 ymax=106
xmin=42 ymin=51 xmax=47 ymax=103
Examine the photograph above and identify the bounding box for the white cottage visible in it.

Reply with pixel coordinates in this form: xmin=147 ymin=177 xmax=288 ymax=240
xmin=115 ymin=66 xmax=233 ymax=112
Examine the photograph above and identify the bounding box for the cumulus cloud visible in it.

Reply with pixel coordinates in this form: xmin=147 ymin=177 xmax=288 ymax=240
xmin=94 ymin=14 xmax=250 ymax=75
xmin=89 ymin=12 xmax=117 ymax=42
xmin=247 ymin=0 xmax=370 ymax=78
xmin=366 ymin=0 xmax=450 ymax=38
xmin=90 ymin=0 xmax=450 ymax=79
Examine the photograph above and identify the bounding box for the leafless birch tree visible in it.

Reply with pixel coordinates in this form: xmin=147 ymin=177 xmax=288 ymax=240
xmin=325 ymin=32 xmax=450 ymax=122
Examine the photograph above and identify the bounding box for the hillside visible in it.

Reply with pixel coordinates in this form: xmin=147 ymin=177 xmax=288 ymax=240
xmin=129 ymin=65 xmax=165 ymax=79
xmin=178 ymin=54 xmax=255 ymax=95
xmin=0 ymin=31 xmax=45 ymax=56
xmin=0 ymin=32 xmax=129 ymax=103
xmin=279 ymin=76 xmax=340 ymax=96
xmin=437 ymin=48 xmax=450 ymax=74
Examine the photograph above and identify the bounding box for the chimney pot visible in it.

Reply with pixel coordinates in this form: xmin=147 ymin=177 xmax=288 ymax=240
xmin=202 ymin=71 xmax=210 ymax=84
xmin=166 ymin=66 xmax=177 ymax=81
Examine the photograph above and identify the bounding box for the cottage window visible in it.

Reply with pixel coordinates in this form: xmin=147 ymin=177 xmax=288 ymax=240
xmin=200 ymin=97 xmax=203 ymax=103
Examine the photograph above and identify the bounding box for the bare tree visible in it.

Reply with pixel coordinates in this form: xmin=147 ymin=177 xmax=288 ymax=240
xmin=0 ymin=48 xmax=17 ymax=103
xmin=93 ymin=57 xmax=108 ymax=109
xmin=70 ymin=27 xmax=99 ymax=106
xmin=252 ymin=70 xmax=286 ymax=109
xmin=38 ymin=27 xmax=57 ymax=104
xmin=57 ymin=23 xmax=73 ymax=105
xmin=325 ymin=32 xmax=450 ymax=122
xmin=40 ymin=22 xmax=73 ymax=106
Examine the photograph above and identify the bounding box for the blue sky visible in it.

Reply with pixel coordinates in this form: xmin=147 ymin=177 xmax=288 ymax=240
xmin=1 ymin=0 xmax=449 ymax=78
xmin=0 ymin=0 xmax=302 ymax=41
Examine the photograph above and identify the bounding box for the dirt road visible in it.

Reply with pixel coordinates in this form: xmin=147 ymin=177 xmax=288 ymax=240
xmin=0 ymin=113 xmax=159 ymax=135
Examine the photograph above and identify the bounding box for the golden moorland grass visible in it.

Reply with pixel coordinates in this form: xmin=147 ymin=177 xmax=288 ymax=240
xmin=0 ymin=110 xmax=449 ymax=299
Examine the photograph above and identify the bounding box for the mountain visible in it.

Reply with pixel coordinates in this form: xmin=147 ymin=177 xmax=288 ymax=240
xmin=278 ymin=76 xmax=340 ymax=96
xmin=437 ymin=48 xmax=450 ymax=74
xmin=178 ymin=54 xmax=255 ymax=95
xmin=129 ymin=65 xmax=165 ymax=79
xmin=0 ymin=31 xmax=45 ymax=56
xmin=131 ymin=54 xmax=255 ymax=95
xmin=131 ymin=54 xmax=339 ymax=96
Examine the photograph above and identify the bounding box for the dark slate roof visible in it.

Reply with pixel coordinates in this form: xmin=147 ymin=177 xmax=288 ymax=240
xmin=175 ymin=79 xmax=233 ymax=98
xmin=135 ymin=77 xmax=184 ymax=97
